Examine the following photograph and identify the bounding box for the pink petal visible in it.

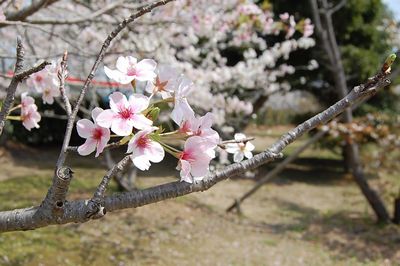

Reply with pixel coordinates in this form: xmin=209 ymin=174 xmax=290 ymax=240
xmin=137 ymin=59 xmax=157 ymax=71
xmin=200 ymin=112 xmax=214 ymax=128
xmin=91 ymin=107 xmax=104 ymax=121
xmin=171 ymin=99 xmax=194 ymax=126
xmin=190 ymin=159 xmax=209 ymax=177
xmin=111 ymin=117 xmax=133 ymax=136
xmin=128 ymin=94 xmax=150 ymax=113
xmin=95 ymin=128 xmax=110 ymax=157
xmin=179 ymin=160 xmax=192 ymax=183
xmin=184 ymin=136 xmax=204 ymax=151
xmin=104 ymin=67 xmax=134 ymax=84
xmin=78 ymin=138 xmax=97 ymax=156
xmin=131 ymin=154 xmax=151 ymax=171
xmin=146 ymin=141 xmax=165 ymax=163
xmin=115 ymin=56 xmax=130 ymax=73
xmin=130 ymin=114 xmax=152 ymax=130
xmin=76 ymin=119 xmax=94 ymax=138
xmin=109 ymin=92 xmax=128 ymax=113
xmin=96 ymin=109 xmax=115 ymax=128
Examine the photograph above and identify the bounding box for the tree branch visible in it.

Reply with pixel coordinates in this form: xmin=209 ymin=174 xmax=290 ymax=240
xmin=0 ymin=68 xmax=391 ymax=232
xmin=25 ymin=0 xmax=125 ymax=25
xmin=2 ymin=0 xmax=59 ymax=24
xmin=57 ymin=51 xmax=71 ymax=116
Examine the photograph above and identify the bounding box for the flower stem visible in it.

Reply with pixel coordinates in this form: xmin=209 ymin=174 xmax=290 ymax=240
xmin=159 ymin=141 xmax=181 ymax=158
xmin=9 ymin=104 xmax=22 ymax=113
xmin=6 ymin=116 xmax=21 ymax=121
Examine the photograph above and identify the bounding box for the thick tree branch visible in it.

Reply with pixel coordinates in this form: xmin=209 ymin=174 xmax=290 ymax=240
xmin=0 ymin=69 xmax=391 ymax=232
xmin=2 ymin=0 xmax=59 ymax=24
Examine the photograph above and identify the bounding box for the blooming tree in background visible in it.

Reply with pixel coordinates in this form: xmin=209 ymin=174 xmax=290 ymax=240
xmin=0 ymin=0 xmax=315 ymax=136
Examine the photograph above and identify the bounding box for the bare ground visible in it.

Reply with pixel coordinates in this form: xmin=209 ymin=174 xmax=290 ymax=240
xmin=0 ymin=131 xmax=399 ymax=266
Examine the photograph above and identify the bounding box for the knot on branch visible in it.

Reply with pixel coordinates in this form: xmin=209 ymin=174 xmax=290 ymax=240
xmin=56 ymin=166 xmax=73 ymax=181
xmin=85 ymin=199 xmax=106 ymax=220
xmin=52 ymin=167 xmax=74 ymax=214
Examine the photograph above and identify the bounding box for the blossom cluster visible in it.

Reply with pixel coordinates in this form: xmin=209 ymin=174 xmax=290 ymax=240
xmin=6 ymin=62 xmax=61 ymax=131
xmin=75 ymin=56 xmax=254 ymax=183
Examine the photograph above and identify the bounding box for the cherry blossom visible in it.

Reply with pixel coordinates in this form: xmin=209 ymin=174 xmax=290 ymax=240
xmin=41 ymin=81 xmax=61 ymax=104
xmin=303 ymin=18 xmax=314 ymax=37
xmin=171 ymin=76 xmax=195 ymax=125
xmin=104 ymin=56 xmax=157 ymax=84
xmin=175 ymin=112 xmax=219 ymax=147
xmin=225 ymin=133 xmax=255 ymax=162
xmin=145 ymin=65 xmax=179 ymax=99
xmin=21 ymin=93 xmax=35 ymax=109
xmin=96 ymin=92 xmax=152 ymax=136
xmin=0 ymin=8 xmax=5 ymax=21
xmin=26 ymin=64 xmax=60 ymax=104
xmin=178 ymin=136 xmax=215 ymax=183
xmin=21 ymin=94 xmax=41 ymax=131
xmin=127 ymin=126 xmax=164 ymax=171
xmin=76 ymin=107 xmax=110 ymax=157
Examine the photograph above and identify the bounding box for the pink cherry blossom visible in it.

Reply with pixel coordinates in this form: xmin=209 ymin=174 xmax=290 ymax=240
xmin=77 ymin=107 xmax=110 ymax=157
xmin=171 ymin=76 xmax=195 ymax=125
xmin=0 ymin=8 xmax=6 ymax=21
xmin=21 ymin=93 xmax=35 ymax=109
xmin=96 ymin=92 xmax=152 ymax=136
xmin=127 ymin=126 xmax=164 ymax=171
xmin=145 ymin=65 xmax=179 ymax=99
xmin=177 ymin=136 xmax=215 ymax=183
xmin=303 ymin=18 xmax=314 ymax=37
xmin=225 ymin=133 xmax=255 ymax=162
xmin=41 ymin=81 xmax=60 ymax=104
xmin=26 ymin=64 xmax=60 ymax=104
xmin=21 ymin=94 xmax=41 ymax=131
xmin=175 ymin=112 xmax=220 ymax=147
xmin=104 ymin=56 xmax=157 ymax=84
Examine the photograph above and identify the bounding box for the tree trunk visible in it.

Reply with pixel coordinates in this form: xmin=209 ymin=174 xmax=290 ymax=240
xmin=310 ymin=0 xmax=390 ymax=223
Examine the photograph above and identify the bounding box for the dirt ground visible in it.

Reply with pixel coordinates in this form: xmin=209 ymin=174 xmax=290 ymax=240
xmin=0 ymin=130 xmax=399 ymax=266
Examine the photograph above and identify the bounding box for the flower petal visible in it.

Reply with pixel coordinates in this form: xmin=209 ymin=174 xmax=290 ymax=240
xmin=109 ymin=91 xmax=128 ymax=113
xmin=76 ymin=119 xmax=94 ymax=138
xmin=111 ymin=117 xmax=133 ymax=136
xmin=179 ymin=160 xmax=192 ymax=183
xmin=128 ymin=94 xmax=150 ymax=113
xmin=131 ymin=154 xmax=151 ymax=171
xmin=92 ymin=107 xmax=104 ymax=121
xmin=233 ymin=152 xmax=244 ymax=162
xmin=131 ymin=114 xmax=153 ymax=130
xmin=104 ymin=66 xmax=134 ymax=84
xmin=96 ymin=109 xmax=115 ymax=128
xmin=78 ymin=138 xmax=97 ymax=156
xmin=115 ymin=56 xmax=130 ymax=73
xmin=146 ymin=141 xmax=165 ymax=163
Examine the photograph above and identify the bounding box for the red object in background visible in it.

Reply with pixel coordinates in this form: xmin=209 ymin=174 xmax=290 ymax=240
xmin=2 ymin=71 xmax=128 ymax=88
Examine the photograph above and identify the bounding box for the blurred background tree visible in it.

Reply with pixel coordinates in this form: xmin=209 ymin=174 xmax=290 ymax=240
xmin=265 ymin=0 xmax=399 ymax=114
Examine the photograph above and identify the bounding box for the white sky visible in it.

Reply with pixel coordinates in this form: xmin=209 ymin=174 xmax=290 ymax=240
xmin=383 ymin=0 xmax=400 ymax=20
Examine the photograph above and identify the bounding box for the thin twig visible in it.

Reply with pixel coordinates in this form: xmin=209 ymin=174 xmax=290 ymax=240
xmin=58 ymin=51 xmax=72 ymax=116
